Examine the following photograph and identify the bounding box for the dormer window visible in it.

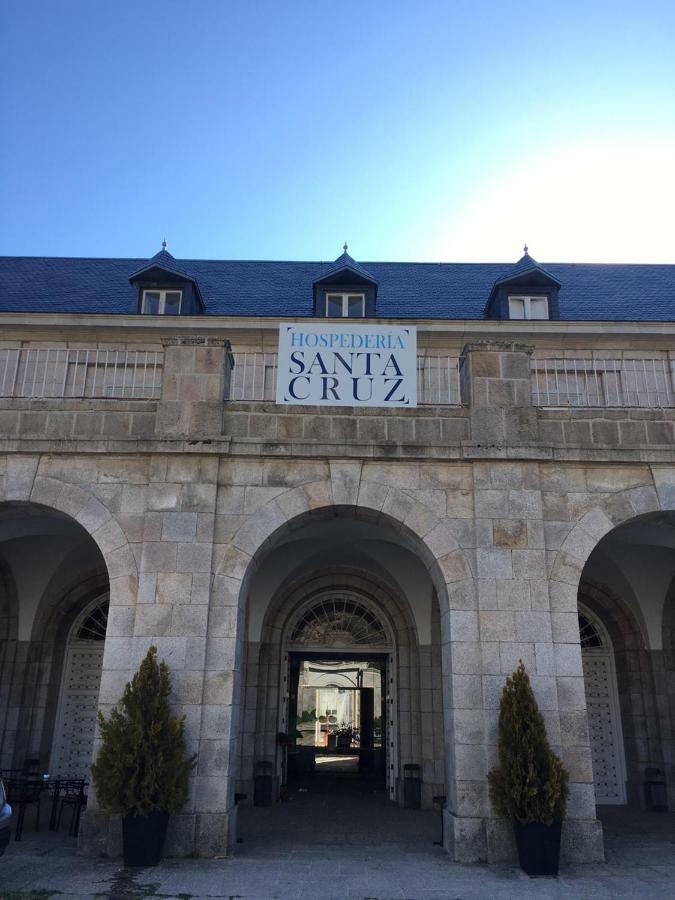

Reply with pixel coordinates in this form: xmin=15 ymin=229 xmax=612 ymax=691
xmin=142 ymin=289 xmax=182 ymax=315
xmin=508 ymin=295 xmax=549 ymax=320
xmin=313 ymin=247 xmax=378 ymax=317
xmin=485 ymin=249 xmax=560 ymax=320
xmin=325 ymin=292 xmax=365 ymax=318
xmin=130 ymin=247 xmax=203 ymax=316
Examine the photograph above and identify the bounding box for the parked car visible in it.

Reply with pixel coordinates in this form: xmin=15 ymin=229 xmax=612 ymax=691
xmin=0 ymin=778 xmax=12 ymax=855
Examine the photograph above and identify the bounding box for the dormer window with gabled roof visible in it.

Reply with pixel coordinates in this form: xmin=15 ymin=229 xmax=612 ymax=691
xmin=485 ymin=246 xmax=560 ymax=321
xmin=313 ymin=244 xmax=378 ymax=317
xmin=129 ymin=243 xmax=204 ymax=316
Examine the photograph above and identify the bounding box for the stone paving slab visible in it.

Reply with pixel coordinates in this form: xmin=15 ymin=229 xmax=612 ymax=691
xmin=1 ymin=843 xmax=674 ymax=900
xmin=1 ymin=807 xmax=673 ymax=899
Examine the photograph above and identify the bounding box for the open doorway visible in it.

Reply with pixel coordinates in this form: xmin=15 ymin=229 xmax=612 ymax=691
xmin=286 ymin=654 xmax=386 ymax=793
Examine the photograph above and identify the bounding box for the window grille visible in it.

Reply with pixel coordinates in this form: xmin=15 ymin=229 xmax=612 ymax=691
xmin=579 ymin=613 xmax=604 ymax=649
xmin=76 ymin=602 xmax=109 ymax=641
xmin=290 ymin=597 xmax=388 ymax=647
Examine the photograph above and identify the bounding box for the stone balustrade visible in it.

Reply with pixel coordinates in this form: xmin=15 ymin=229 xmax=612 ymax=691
xmin=0 ymin=336 xmax=673 ymax=463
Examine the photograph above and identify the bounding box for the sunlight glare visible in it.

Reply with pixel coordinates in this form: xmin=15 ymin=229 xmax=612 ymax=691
xmin=436 ymin=137 xmax=675 ymax=263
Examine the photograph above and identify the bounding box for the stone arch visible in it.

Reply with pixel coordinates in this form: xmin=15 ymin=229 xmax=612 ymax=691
xmin=579 ymin=577 xmax=647 ymax=656
xmin=550 ymin=484 xmax=674 ymax=811
xmin=262 ymin=567 xmax=419 ymax=649
xmin=550 ymin=484 xmax=662 ymax=600
xmin=0 ymin=461 xmax=138 ymax=609
xmin=0 ymin=465 xmax=137 ymax=771
xmin=216 ymin=474 xmax=472 ymax=618
xmin=246 ymin=566 xmax=422 ymax=774
xmin=223 ymin=481 xmax=458 ymax=815
xmin=251 ymin=566 xmax=417 ymax=756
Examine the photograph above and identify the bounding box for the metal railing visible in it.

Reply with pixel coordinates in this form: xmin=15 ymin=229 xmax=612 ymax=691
xmin=416 ymin=355 xmax=461 ymax=405
xmin=531 ymin=357 xmax=675 ymax=409
xmin=227 ymin=352 xmax=461 ymax=405
xmin=0 ymin=347 xmax=163 ymax=400
xmin=229 ymin=352 xmax=278 ymax=401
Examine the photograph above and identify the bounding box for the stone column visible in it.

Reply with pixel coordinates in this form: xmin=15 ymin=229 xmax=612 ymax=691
xmin=156 ymin=337 xmax=232 ymax=438
xmin=472 ymin=457 xmax=603 ymax=863
xmin=440 ymin=455 xmax=604 ymax=864
xmin=460 ymin=341 xmax=539 ymax=445
xmin=80 ymin=454 xmax=223 ymax=859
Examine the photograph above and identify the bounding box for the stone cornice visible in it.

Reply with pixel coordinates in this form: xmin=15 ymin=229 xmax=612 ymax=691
xmin=2 ymin=435 xmax=674 ymax=464
xmin=1 ymin=312 xmax=674 ymax=342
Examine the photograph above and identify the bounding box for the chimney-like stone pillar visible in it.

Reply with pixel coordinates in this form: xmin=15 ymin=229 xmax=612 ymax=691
xmin=460 ymin=341 xmax=538 ymax=444
xmin=156 ymin=336 xmax=232 ymax=438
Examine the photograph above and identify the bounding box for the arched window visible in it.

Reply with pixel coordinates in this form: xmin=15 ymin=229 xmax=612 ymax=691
xmin=290 ymin=595 xmax=388 ymax=648
xmin=579 ymin=612 xmax=604 ymax=649
xmin=76 ymin=602 xmax=108 ymax=641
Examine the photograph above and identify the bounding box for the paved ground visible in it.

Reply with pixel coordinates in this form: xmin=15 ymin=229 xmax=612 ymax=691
xmin=1 ymin=787 xmax=673 ymax=899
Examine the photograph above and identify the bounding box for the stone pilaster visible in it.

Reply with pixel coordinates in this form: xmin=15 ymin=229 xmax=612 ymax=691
xmin=461 ymin=341 xmax=538 ymax=445
xmin=156 ymin=337 xmax=232 ymax=438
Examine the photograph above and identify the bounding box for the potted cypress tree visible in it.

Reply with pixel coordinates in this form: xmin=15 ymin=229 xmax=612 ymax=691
xmin=91 ymin=646 xmax=196 ymax=867
xmin=488 ymin=661 xmax=569 ymax=876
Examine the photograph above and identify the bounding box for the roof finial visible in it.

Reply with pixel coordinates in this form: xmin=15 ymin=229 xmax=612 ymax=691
xmin=343 ymin=241 xmax=348 ymax=254
xmin=523 ymin=242 xmax=528 ymax=254
xmin=161 ymin=239 xmax=167 ymax=251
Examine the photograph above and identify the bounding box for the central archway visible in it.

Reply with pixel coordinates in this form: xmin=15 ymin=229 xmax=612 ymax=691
xmin=231 ymin=503 xmax=453 ymax=829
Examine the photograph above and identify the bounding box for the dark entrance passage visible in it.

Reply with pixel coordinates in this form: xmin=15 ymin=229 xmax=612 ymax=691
xmin=286 ymin=654 xmax=386 ymax=793
xmin=238 ymin=782 xmax=438 ymax=853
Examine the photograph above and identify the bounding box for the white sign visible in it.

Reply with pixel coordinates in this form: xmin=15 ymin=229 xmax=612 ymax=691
xmin=276 ymin=322 xmax=417 ymax=408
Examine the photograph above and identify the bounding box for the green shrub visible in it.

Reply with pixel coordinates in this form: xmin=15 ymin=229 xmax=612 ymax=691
xmin=91 ymin=645 xmax=196 ymax=817
xmin=488 ymin=660 xmax=569 ymax=825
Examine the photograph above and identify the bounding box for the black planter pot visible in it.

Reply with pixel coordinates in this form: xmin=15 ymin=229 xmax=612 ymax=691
xmin=513 ymin=818 xmax=562 ymax=876
xmin=122 ymin=809 xmax=170 ymax=867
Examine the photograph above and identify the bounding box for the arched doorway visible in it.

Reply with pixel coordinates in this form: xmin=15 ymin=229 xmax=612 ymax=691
xmin=282 ymin=590 xmax=395 ymax=797
xmin=579 ymin=606 xmax=627 ymax=804
xmin=0 ymin=501 xmax=110 ymax=776
xmin=50 ymin=596 xmax=109 ymax=777
xmin=234 ymin=506 xmax=449 ymax=823
xmin=577 ymin=510 xmax=675 ymax=809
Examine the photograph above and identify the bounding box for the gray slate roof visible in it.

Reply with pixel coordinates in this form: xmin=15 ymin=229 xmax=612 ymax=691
xmin=0 ymin=254 xmax=673 ymax=320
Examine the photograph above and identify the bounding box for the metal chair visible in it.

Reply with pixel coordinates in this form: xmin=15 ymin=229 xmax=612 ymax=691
xmin=7 ymin=777 xmax=42 ymax=841
xmin=56 ymin=779 xmax=87 ymax=837
xmin=47 ymin=778 xmax=65 ymax=830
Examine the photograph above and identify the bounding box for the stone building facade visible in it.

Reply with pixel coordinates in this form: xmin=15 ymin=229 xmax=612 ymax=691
xmin=0 ymin=248 xmax=674 ymax=865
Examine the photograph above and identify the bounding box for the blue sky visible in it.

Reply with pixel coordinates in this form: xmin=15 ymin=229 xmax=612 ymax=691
xmin=2 ymin=0 xmax=674 ymax=263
